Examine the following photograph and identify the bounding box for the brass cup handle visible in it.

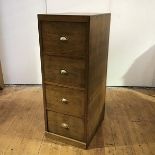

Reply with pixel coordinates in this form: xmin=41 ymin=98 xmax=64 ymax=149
xmin=61 ymin=98 xmax=68 ymax=104
xmin=61 ymin=123 xmax=69 ymax=129
xmin=60 ymin=36 xmax=68 ymax=41
xmin=60 ymin=69 xmax=68 ymax=75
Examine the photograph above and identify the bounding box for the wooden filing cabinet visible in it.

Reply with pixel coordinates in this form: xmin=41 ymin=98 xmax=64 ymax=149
xmin=38 ymin=13 xmax=111 ymax=148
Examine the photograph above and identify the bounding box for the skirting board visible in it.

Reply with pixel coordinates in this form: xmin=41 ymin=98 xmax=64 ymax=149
xmin=0 ymin=62 xmax=4 ymax=89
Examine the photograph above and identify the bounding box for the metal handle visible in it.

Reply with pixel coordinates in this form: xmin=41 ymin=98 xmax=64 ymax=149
xmin=61 ymin=98 xmax=68 ymax=104
xmin=60 ymin=69 xmax=68 ymax=75
xmin=61 ymin=123 xmax=69 ymax=129
xmin=60 ymin=36 xmax=68 ymax=41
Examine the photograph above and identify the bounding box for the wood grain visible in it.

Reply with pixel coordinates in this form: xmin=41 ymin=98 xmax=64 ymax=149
xmin=43 ymin=55 xmax=86 ymax=88
xmin=45 ymin=131 xmax=86 ymax=149
xmin=87 ymin=14 xmax=111 ymax=142
xmin=38 ymin=14 xmax=111 ymax=147
xmin=38 ymin=14 xmax=90 ymax=22
xmin=47 ymin=111 xmax=85 ymax=141
xmin=41 ymin=21 xmax=87 ymax=58
xmin=0 ymin=86 xmax=155 ymax=154
xmin=45 ymin=84 xmax=85 ymax=118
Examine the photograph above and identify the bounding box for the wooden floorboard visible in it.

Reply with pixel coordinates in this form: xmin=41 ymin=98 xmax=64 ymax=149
xmin=0 ymin=86 xmax=155 ymax=155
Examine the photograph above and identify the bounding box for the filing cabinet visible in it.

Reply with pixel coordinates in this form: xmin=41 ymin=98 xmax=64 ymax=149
xmin=38 ymin=13 xmax=111 ymax=148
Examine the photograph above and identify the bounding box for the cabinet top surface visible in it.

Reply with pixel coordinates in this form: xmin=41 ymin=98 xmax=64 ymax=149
xmin=38 ymin=12 xmax=109 ymax=16
xmin=38 ymin=13 xmax=110 ymax=22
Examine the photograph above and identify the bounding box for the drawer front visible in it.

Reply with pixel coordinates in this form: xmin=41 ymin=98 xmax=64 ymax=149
xmin=43 ymin=55 xmax=85 ymax=88
xmin=46 ymin=85 xmax=85 ymax=117
xmin=41 ymin=21 xmax=87 ymax=58
xmin=47 ymin=111 xmax=85 ymax=141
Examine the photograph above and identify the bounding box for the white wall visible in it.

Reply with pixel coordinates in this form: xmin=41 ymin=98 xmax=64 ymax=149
xmin=46 ymin=0 xmax=110 ymax=13
xmin=0 ymin=0 xmax=45 ymax=84
xmin=108 ymin=0 xmax=155 ymax=87
xmin=1 ymin=0 xmax=155 ymax=86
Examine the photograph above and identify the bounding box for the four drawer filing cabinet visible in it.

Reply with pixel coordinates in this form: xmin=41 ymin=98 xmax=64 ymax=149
xmin=38 ymin=13 xmax=111 ymax=149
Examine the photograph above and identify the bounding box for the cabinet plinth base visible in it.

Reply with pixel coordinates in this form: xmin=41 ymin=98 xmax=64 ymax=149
xmin=45 ymin=131 xmax=87 ymax=149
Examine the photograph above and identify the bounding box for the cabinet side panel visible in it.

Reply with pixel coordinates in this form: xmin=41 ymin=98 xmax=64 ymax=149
xmin=38 ymin=18 xmax=48 ymax=131
xmin=87 ymin=14 xmax=111 ymax=143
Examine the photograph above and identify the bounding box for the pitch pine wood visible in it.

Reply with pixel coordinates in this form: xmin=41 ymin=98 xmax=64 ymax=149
xmin=87 ymin=14 xmax=111 ymax=142
xmin=0 ymin=86 xmax=155 ymax=154
xmin=43 ymin=55 xmax=86 ymax=88
xmin=47 ymin=111 xmax=85 ymax=141
xmin=45 ymin=84 xmax=85 ymax=117
xmin=41 ymin=22 xmax=87 ymax=58
xmin=0 ymin=61 xmax=4 ymax=89
xmin=38 ymin=14 xmax=111 ymax=148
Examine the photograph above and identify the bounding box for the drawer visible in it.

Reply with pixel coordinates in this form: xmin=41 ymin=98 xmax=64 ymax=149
xmin=41 ymin=21 xmax=87 ymax=58
xmin=45 ymin=84 xmax=85 ymax=117
xmin=43 ymin=55 xmax=85 ymax=88
xmin=47 ymin=111 xmax=85 ymax=141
